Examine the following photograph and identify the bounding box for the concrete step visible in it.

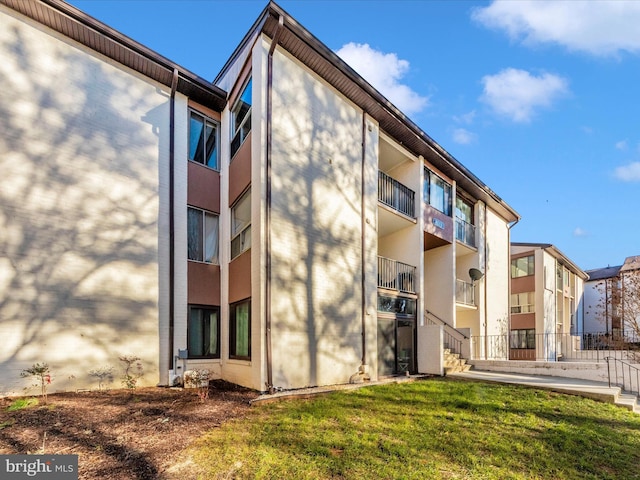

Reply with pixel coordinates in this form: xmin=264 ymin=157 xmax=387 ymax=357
xmin=444 ymin=363 xmax=472 ymax=375
xmin=444 ymin=357 xmax=465 ymax=366
xmin=615 ymin=393 xmax=640 ymax=413
xmin=443 ymin=350 xmax=471 ymax=375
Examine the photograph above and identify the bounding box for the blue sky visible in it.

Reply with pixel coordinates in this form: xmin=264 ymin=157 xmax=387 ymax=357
xmin=69 ymin=0 xmax=640 ymax=271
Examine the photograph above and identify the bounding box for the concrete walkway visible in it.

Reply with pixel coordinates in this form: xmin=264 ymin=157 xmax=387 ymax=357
xmin=449 ymin=369 xmax=639 ymax=413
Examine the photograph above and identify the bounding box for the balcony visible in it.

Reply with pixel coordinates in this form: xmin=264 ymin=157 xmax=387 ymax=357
xmin=455 ymin=217 xmax=476 ymax=248
xmin=456 ymin=279 xmax=475 ymax=306
xmin=378 ymin=256 xmax=417 ymax=294
xmin=378 ymin=171 xmax=415 ymax=219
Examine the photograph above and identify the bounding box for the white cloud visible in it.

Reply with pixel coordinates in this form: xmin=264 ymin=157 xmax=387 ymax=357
xmin=613 ymin=162 xmax=640 ymax=182
xmin=453 ymin=110 xmax=476 ymax=125
xmin=452 ymin=128 xmax=477 ymax=145
xmin=335 ymin=42 xmax=429 ymax=115
xmin=573 ymin=227 xmax=588 ymax=237
xmin=480 ymin=68 xmax=569 ymax=122
xmin=472 ymin=1 xmax=640 ymax=57
xmin=615 ymin=140 xmax=628 ymax=151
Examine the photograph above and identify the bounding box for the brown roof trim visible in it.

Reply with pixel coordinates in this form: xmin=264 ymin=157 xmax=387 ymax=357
xmin=1 ymin=0 xmax=227 ymax=111
xmin=215 ymin=1 xmax=519 ymax=222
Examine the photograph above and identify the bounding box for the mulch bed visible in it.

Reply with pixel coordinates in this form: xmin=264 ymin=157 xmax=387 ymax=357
xmin=0 ymin=381 xmax=258 ymax=479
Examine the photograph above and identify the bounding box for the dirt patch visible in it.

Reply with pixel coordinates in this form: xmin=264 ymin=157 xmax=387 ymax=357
xmin=0 ymin=381 xmax=258 ymax=479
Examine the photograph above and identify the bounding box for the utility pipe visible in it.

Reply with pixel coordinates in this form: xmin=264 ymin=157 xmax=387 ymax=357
xmin=168 ymin=68 xmax=178 ymax=372
xmin=360 ymin=112 xmax=367 ymax=369
xmin=265 ymin=15 xmax=284 ymax=394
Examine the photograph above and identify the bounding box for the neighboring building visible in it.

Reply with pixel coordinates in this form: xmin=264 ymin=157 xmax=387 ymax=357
xmin=584 ymin=255 xmax=640 ymax=339
xmin=509 ymin=243 xmax=587 ymax=361
xmin=0 ymin=0 xmax=519 ymax=395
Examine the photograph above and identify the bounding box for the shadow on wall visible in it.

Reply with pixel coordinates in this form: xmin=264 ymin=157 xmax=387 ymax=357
xmin=0 ymin=22 xmax=168 ymax=394
xmin=269 ymin=53 xmax=376 ymax=388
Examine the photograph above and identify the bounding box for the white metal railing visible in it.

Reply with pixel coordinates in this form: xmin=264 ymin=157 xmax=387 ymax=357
xmin=378 ymin=170 xmax=416 ymax=218
xmin=455 ymin=217 xmax=476 ymax=247
xmin=425 ymin=310 xmax=469 ymax=357
xmin=456 ymin=279 xmax=475 ymax=306
xmin=470 ymin=332 xmax=640 ymax=362
xmin=378 ymin=256 xmax=416 ymax=294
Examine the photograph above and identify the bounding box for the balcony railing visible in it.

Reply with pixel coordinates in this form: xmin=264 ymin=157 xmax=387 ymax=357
xmin=378 ymin=171 xmax=415 ymax=218
xmin=455 ymin=217 xmax=476 ymax=247
xmin=378 ymin=256 xmax=416 ymax=294
xmin=456 ymin=279 xmax=475 ymax=306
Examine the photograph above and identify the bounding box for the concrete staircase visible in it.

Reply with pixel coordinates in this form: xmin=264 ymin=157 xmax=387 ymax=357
xmin=444 ymin=348 xmax=471 ymax=375
xmin=615 ymin=392 xmax=640 ymax=414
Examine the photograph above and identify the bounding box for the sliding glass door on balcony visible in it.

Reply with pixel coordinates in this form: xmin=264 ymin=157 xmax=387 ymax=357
xmin=455 ymin=196 xmax=476 ymax=247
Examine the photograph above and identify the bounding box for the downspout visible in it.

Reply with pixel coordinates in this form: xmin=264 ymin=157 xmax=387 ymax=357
xmin=360 ymin=112 xmax=367 ymax=369
xmin=505 ymin=217 xmax=520 ymax=359
xmin=265 ymin=15 xmax=284 ymax=394
xmin=169 ymin=68 xmax=179 ymax=372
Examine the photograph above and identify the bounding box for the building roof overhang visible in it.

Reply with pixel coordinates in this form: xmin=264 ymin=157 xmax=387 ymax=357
xmin=1 ymin=0 xmax=227 ymax=111
xmin=511 ymin=242 xmax=589 ymax=280
xmin=216 ymin=1 xmax=520 ymax=223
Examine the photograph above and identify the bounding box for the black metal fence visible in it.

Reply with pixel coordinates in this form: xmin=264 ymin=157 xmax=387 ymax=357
xmin=378 ymin=170 xmax=415 ymax=218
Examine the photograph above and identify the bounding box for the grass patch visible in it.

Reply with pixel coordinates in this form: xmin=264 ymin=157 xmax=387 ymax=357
xmin=6 ymin=397 xmax=39 ymax=411
xmin=188 ymin=378 xmax=640 ymax=479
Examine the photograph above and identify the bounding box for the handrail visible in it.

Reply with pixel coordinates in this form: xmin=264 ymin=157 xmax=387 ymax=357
xmin=606 ymin=357 xmax=640 ymax=396
xmin=424 ymin=310 xmax=469 ymax=358
xmin=425 ymin=310 xmax=468 ymax=339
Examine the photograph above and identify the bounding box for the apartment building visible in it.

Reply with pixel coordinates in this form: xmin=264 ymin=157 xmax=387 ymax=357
xmin=0 ymin=0 xmax=519 ymax=394
xmin=509 ymin=243 xmax=587 ymax=361
xmin=584 ymin=255 xmax=640 ymax=339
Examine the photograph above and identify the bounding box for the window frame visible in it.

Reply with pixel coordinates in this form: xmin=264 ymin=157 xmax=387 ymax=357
xmin=511 ymin=255 xmax=535 ymax=278
xmin=511 ymin=291 xmax=535 ymax=314
xmin=230 ymin=189 xmax=251 ymax=260
xmin=188 ymin=109 xmax=220 ymax=171
xmin=230 ymin=77 xmax=252 ymax=159
xmin=424 ymin=168 xmax=452 ymax=216
xmin=510 ymin=329 xmax=536 ymax=349
xmin=229 ymin=299 xmax=251 ymax=361
xmin=455 ymin=196 xmax=474 ymax=224
xmin=187 ymin=206 xmax=219 ymax=264
xmin=187 ymin=305 xmax=221 ymax=359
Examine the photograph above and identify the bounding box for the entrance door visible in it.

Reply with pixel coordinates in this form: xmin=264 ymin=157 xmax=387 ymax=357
xmin=377 ymin=316 xmax=416 ymax=376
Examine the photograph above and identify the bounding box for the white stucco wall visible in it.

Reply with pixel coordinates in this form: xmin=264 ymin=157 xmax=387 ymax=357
xmin=583 ymin=280 xmax=606 ymax=333
xmin=483 ymin=208 xmax=510 ymax=337
xmin=267 ymin=47 xmax=373 ymax=389
xmin=0 ymin=7 xmax=170 ymax=395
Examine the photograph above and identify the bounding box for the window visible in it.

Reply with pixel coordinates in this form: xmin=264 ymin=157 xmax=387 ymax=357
xmin=377 ymin=295 xmax=417 ymax=316
xmin=455 ymin=196 xmax=475 ymax=245
xmin=424 ymin=168 xmax=452 ymax=216
xmin=511 ymin=255 xmax=534 ymax=278
xmin=188 ymin=207 xmax=219 ymax=264
xmin=510 ymin=329 xmax=535 ymax=349
xmin=230 ymin=78 xmax=252 ymax=158
xmin=189 ymin=110 xmax=219 ymax=169
xmin=231 ymin=190 xmax=251 ymax=260
xmin=229 ymin=299 xmax=251 ymax=360
xmin=511 ymin=292 xmax=535 ymax=314
xmin=455 ymin=197 xmax=473 ymax=223
xmin=188 ymin=306 xmax=220 ymax=358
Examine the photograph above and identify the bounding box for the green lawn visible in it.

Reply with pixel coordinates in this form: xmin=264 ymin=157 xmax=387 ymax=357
xmin=188 ymin=378 xmax=640 ymax=479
